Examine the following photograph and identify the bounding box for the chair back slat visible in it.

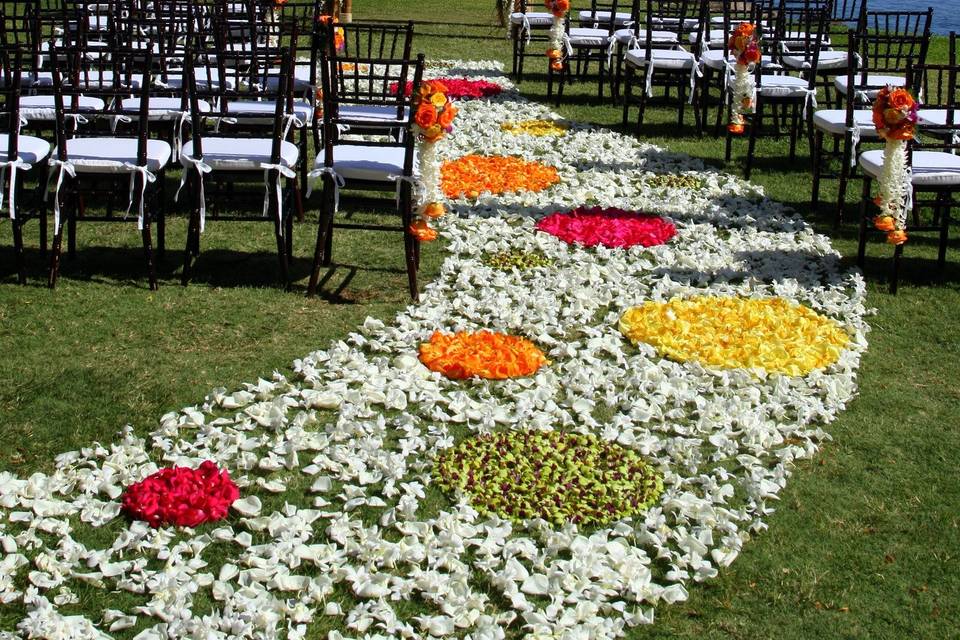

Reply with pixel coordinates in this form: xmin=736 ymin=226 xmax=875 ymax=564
xmin=0 ymin=50 xmax=24 ymax=161
xmin=857 ymin=7 xmax=933 ymax=77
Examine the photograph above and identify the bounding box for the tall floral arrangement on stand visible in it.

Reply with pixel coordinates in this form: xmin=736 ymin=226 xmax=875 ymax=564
xmin=871 ymin=86 xmax=918 ymax=245
xmin=410 ymin=80 xmax=458 ymax=242
xmin=545 ymin=0 xmax=569 ymax=72
xmin=727 ymin=22 xmax=761 ymax=135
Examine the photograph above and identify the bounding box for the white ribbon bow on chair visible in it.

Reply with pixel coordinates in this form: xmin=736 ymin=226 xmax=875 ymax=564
xmin=387 ymin=174 xmax=423 ymax=209
xmin=174 ymin=111 xmax=190 ymax=160
xmin=259 ymin=162 xmax=297 ymax=235
xmin=63 ymin=114 xmax=88 ymax=137
xmin=109 ymin=113 xmax=132 ymax=133
xmin=281 ymin=114 xmax=304 ymax=141
xmin=122 ymin=162 xmax=157 ymax=230
xmin=45 ymin=158 xmax=76 ymax=234
xmin=847 ymin=125 xmax=861 ymax=168
xmin=0 ymin=158 xmax=33 ymax=220
xmin=176 ymin=156 xmax=212 ymax=232
xmin=306 ymin=166 xmax=345 ymax=211
xmin=520 ymin=14 xmax=532 ymax=45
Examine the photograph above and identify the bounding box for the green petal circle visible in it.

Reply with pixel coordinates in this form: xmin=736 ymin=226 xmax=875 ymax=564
xmin=433 ymin=431 xmax=664 ymax=527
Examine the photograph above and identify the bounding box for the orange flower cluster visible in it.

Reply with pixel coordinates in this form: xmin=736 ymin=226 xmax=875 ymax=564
xmin=413 ymin=80 xmax=457 ymax=143
xmin=728 ymin=22 xmax=761 ymax=66
xmin=408 ymin=219 xmax=438 ymax=242
xmin=872 ymin=86 xmax=918 ymax=141
xmin=544 ymin=0 xmax=570 ymax=18
xmin=419 ymin=331 xmax=549 ymax=380
xmin=441 ymin=155 xmax=560 ymax=199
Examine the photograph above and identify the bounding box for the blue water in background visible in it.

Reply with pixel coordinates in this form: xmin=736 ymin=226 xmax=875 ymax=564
xmin=867 ymin=0 xmax=960 ymax=35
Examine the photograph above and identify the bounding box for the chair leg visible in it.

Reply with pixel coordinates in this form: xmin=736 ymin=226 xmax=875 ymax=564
xmin=141 ymin=220 xmax=158 ymax=291
xmin=292 ymin=176 xmax=305 ymax=229
xmin=556 ymin=60 xmax=566 ymax=106
xmin=39 ymin=166 xmax=49 ymax=255
xmin=745 ymin=105 xmax=761 ymax=180
xmin=272 ymin=188 xmax=291 ymax=291
xmin=622 ymin=64 xmax=633 ymax=128
xmin=699 ymin=67 xmax=711 ymax=133
xmin=937 ymin=193 xmax=950 ymax=273
xmin=306 ymin=202 xmax=329 ymax=297
xmin=837 ymin=131 xmax=854 ymax=228
xmin=157 ymin=171 xmax=166 ymax=260
xmin=613 ymin=47 xmax=623 ymax=101
xmin=67 ymin=205 xmax=77 ymax=258
xmin=597 ymin=57 xmax=605 ymax=103
xmin=637 ymin=71 xmax=648 ymax=129
xmin=890 ymin=242 xmax=903 ymax=294
xmin=856 ymin=176 xmax=871 ymax=269
xmin=714 ymin=76 xmax=726 ymax=137
xmin=181 ymin=181 xmax=202 ymax=286
xmin=788 ymin=102 xmax=798 ymax=161
xmin=678 ymin=78 xmax=686 ymax=127
xmin=547 ymin=59 xmax=554 ymax=98
xmin=48 ymin=212 xmax=66 ymax=289
xmin=811 ymin=129 xmax=823 ymax=212
xmin=13 ymin=219 xmax=26 ymax=285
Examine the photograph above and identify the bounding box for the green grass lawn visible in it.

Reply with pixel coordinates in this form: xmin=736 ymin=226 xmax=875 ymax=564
xmin=1 ymin=2 xmax=959 ymax=637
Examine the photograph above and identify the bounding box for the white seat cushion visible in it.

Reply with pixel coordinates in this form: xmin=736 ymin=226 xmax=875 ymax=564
xmin=578 ymin=10 xmax=633 ymax=25
xmin=0 ymin=73 xmax=36 ymax=88
xmin=626 ymin=48 xmax=696 ymax=70
xmin=227 ymin=100 xmax=314 ymax=125
xmin=339 ymin=104 xmax=410 ymax=123
xmin=690 ymin=29 xmax=726 ymax=46
xmin=812 ymin=109 xmax=879 ymax=137
xmin=19 ymin=95 xmax=105 ymax=121
xmin=510 ymin=11 xmax=554 ymax=26
xmin=57 ymin=138 xmax=172 ymax=174
xmin=159 ymin=69 xmax=235 ymax=91
xmin=569 ymin=27 xmax=611 ymax=47
xmin=651 ymin=16 xmax=699 ymax=29
xmin=758 ymin=74 xmax=811 ymax=98
xmin=31 ymin=72 xmax=54 ymax=88
xmin=784 ymin=49 xmax=848 ymax=71
xmin=614 ymin=27 xmax=678 ymax=45
xmin=860 ymin=150 xmax=960 ymax=185
xmin=66 ymin=71 xmax=143 ymax=90
xmin=322 ymin=144 xmax=418 ymax=182
xmin=180 ymin=138 xmax=299 ymax=172
xmin=699 ymin=50 xmax=776 ymax=70
xmin=834 ymin=74 xmax=905 ymax=98
xmin=121 ymin=97 xmax=212 ymax=119
xmin=917 ymin=109 xmax=959 ymax=128
xmin=264 ymin=68 xmax=317 ymax=93
xmin=0 ymin=134 xmax=51 ymax=164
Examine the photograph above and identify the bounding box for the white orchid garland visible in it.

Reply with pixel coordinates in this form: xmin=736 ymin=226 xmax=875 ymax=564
xmin=0 ymin=60 xmax=869 ymax=640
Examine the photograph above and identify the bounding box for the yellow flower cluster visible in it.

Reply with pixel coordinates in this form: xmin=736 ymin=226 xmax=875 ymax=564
xmin=500 ymin=119 xmax=569 ymax=137
xmin=619 ymin=296 xmax=849 ymax=376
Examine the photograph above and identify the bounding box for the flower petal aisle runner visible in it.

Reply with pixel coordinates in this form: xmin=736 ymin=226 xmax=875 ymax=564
xmin=0 ymin=61 xmax=869 ymax=640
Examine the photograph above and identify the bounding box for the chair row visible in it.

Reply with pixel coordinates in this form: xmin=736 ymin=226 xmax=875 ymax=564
xmin=2 ymin=17 xmax=428 ymax=300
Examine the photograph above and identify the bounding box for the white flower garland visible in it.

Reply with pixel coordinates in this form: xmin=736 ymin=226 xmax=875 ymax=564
xmin=876 ymin=139 xmax=910 ymax=229
xmin=0 ymin=61 xmax=869 ymax=640
xmin=417 ymin=139 xmax=441 ymax=210
xmin=729 ymin=62 xmax=756 ymax=129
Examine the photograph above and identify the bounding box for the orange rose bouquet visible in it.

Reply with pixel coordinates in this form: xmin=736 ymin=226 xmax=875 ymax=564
xmin=412 ymin=80 xmax=457 ymax=142
xmin=870 ymin=86 xmax=917 ymax=245
xmin=727 ymin=22 xmax=760 ymax=135
xmin=872 ymin=86 xmax=918 ymax=142
xmin=409 ymin=80 xmax=458 ymax=242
